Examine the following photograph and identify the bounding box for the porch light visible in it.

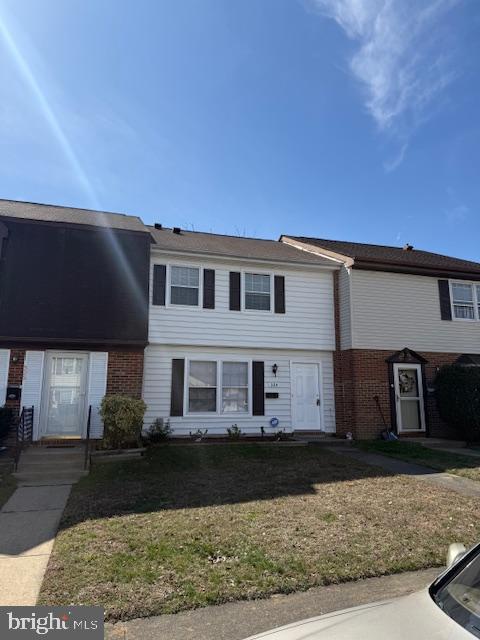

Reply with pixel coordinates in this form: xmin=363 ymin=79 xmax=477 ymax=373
xmin=272 ymin=363 xmax=278 ymax=377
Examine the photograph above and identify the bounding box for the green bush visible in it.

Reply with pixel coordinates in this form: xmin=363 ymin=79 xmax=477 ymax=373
xmin=435 ymin=365 xmax=480 ymax=441
xmin=0 ymin=406 xmax=13 ymax=440
xmin=144 ymin=418 xmax=172 ymax=444
xmin=99 ymin=395 xmax=147 ymax=449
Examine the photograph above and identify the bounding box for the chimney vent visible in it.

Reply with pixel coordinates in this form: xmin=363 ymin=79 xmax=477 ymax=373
xmin=154 ymin=223 xmax=162 ymax=230
xmin=172 ymin=227 xmax=181 ymax=234
xmin=403 ymin=243 xmax=414 ymax=251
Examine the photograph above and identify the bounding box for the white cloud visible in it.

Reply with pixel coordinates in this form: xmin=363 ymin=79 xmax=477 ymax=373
xmin=312 ymin=0 xmax=460 ymax=165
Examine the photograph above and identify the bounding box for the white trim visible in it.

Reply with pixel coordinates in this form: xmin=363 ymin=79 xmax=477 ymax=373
xmin=166 ymin=263 xmax=203 ymax=309
xmin=290 ymin=360 xmax=323 ymax=431
xmin=241 ymin=269 xmax=274 ymax=314
xmin=183 ymin=357 xmax=253 ymax=418
xmin=449 ymin=280 xmax=480 ymax=322
xmin=393 ymin=363 xmax=426 ymax=433
xmin=40 ymin=351 xmax=89 ymax=438
xmin=0 ymin=349 xmax=10 ymax=405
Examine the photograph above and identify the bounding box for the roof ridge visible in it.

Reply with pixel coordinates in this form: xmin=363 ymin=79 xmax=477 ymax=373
xmin=147 ymin=224 xmax=280 ymax=244
xmin=0 ymin=198 xmax=142 ymax=221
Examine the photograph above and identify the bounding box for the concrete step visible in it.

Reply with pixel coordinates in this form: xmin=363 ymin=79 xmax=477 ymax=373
xmin=25 ymin=446 xmax=84 ymax=456
xmin=20 ymin=452 xmax=85 ymax=464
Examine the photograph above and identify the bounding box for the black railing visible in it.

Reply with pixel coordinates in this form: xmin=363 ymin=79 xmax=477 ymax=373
xmin=84 ymin=405 xmax=92 ymax=470
xmin=14 ymin=405 xmax=34 ymax=471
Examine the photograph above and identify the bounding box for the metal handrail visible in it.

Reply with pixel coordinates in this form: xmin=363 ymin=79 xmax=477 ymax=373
xmin=14 ymin=405 xmax=34 ymax=471
xmin=84 ymin=405 xmax=92 ymax=470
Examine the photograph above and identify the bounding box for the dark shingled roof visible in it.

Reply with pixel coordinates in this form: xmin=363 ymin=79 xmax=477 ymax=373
xmin=149 ymin=226 xmax=335 ymax=266
xmin=0 ymin=199 xmax=147 ymax=233
xmin=283 ymin=236 xmax=480 ymax=276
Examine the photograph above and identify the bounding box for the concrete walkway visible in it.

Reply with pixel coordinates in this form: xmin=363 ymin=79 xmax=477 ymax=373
xmin=329 ymin=447 xmax=480 ymax=498
xmin=0 ymin=446 xmax=86 ymax=606
xmin=0 ymin=484 xmax=71 ymax=605
xmin=106 ymin=567 xmax=440 ymax=640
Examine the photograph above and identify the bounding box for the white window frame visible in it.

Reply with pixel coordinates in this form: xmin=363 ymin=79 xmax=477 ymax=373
xmin=450 ymin=280 xmax=480 ymax=322
xmin=242 ymin=270 xmax=274 ymax=313
xmin=167 ymin=264 xmax=203 ymax=308
xmin=184 ymin=357 xmax=252 ymax=417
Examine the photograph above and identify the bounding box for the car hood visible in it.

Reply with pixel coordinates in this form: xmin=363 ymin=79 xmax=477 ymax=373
xmin=244 ymin=589 xmax=473 ymax=640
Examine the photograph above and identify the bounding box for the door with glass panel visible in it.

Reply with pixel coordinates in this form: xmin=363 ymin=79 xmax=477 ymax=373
xmin=393 ymin=363 xmax=426 ymax=432
xmin=42 ymin=353 xmax=88 ymax=436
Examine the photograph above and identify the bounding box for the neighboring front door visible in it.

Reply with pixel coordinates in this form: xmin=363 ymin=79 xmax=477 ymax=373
xmin=291 ymin=362 xmax=322 ymax=430
xmin=393 ymin=363 xmax=426 ymax=432
xmin=42 ymin=353 xmax=88 ymax=437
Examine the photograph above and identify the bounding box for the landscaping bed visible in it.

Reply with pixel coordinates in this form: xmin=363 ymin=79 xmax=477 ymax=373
xmin=39 ymin=444 xmax=480 ymax=621
xmin=357 ymin=440 xmax=480 ymax=482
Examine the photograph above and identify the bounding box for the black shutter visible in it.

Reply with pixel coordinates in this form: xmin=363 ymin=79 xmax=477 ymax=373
xmin=170 ymin=359 xmax=185 ymax=416
xmin=152 ymin=264 xmax=166 ymax=305
xmin=438 ymin=279 xmax=452 ymax=320
xmin=229 ymin=272 xmax=241 ymax=310
xmin=203 ymin=269 xmax=215 ymax=309
xmin=252 ymin=361 xmax=265 ymax=416
xmin=274 ymin=275 xmax=285 ymax=314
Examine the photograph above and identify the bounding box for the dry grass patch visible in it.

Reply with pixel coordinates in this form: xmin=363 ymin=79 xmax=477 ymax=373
xmin=39 ymin=445 xmax=480 ymax=621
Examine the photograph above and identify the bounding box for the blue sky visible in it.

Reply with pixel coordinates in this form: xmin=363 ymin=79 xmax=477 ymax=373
xmin=0 ymin=0 xmax=479 ymax=260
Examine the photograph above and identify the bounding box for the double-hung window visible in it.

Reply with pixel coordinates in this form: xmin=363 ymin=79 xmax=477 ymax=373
xmin=451 ymin=282 xmax=476 ymax=320
xmin=244 ymin=273 xmax=271 ymax=311
xmin=222 ymin=362 xmax=249 ymax=413
xmin=188 ymin=361 xmax=217 ymax=412
xmin=170 ymin=266 xmax=199 ymax=306
xmin=187 ymin=360 xmax=250 ymax=414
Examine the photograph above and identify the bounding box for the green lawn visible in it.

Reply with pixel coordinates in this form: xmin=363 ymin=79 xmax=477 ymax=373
xmin=357 ymin=440 xmax=480 ymax=482
xmin=0 ymin=471 xmax=16 ymax=508
xmin=39 ymin=444 xmax=480 ymax=621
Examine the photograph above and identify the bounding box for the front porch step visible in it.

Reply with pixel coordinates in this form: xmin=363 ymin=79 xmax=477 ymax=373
xmin=19 ymin=452 xmax=84 ymax=464
xmin=15 ymin=460 xmax=85 ymax=473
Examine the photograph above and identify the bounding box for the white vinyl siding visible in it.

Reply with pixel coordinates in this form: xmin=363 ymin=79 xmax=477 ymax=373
xmin=21 ymin=351 xmax=45 ymax=440
xmin=149 ymin=254 xmax=335 ymax=350
xmin=0 ymin=349 xmax=10 ymax=405
xmin=143 ymin=346 xmax=336 ymax=435
xmin=350 ymin=270 xmax=480 ymax=352
xmin=86 ymin=352 xmax=108 ymax=439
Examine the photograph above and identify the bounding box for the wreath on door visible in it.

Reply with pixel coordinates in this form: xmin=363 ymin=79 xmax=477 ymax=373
xmin=399 ymin=371 xmax=415 ymax=394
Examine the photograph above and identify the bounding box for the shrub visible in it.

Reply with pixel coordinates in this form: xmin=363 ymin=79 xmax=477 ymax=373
xmin=435 ymin=365 xmax=480 ymax=441
xmin=0 ymin=406 xmax=13 ymax=440
xmin=227 ymin=424 xmax=242 ymax=440
xmin=99 ymin=395 xmax=147 ymax=449
xmin=144 ymin=418 xmax=172 ymax=444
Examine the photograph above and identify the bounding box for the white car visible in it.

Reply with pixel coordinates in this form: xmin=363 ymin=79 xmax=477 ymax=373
xmin=245 ymin=543 xmax=480 ymax=639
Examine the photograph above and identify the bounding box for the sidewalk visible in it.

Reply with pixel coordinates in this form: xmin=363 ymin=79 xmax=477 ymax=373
xmin=329 ymin=447 xmax=480 ymax=498
xmin=106 ymin=567 xmax=440 ymax=640
xmin=0 ymin=483 xmax=72 ymax=605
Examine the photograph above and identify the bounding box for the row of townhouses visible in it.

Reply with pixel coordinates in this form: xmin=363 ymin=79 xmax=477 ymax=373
xmin=0 ymin=199 xmax=479 ymax=443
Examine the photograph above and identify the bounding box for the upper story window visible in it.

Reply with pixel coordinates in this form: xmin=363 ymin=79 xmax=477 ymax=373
xmin=451 ymin=282 xmax=480 ymax=320
xmin=170 ymin=266 xmax=199 ymax=306
xmin=244 ymin=273 xmax=271 ymax=311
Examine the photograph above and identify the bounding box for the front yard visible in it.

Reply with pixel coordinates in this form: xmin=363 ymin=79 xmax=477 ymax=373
xmin=0 ymin=470 xmax=16 ymax=508
xmin=40 ymin=444 xmax=480 ymax=621
xmin=357 ymin=441 xmax=480 ymax=482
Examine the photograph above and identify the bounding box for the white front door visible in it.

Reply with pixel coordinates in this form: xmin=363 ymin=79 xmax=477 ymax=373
xmin=393 ymin=363 xmax=426 ymax=432
xmin=291 ymin=362 xmax=322 ymax=430
xmin=42 ymin=353 xmax=88 ymax=437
